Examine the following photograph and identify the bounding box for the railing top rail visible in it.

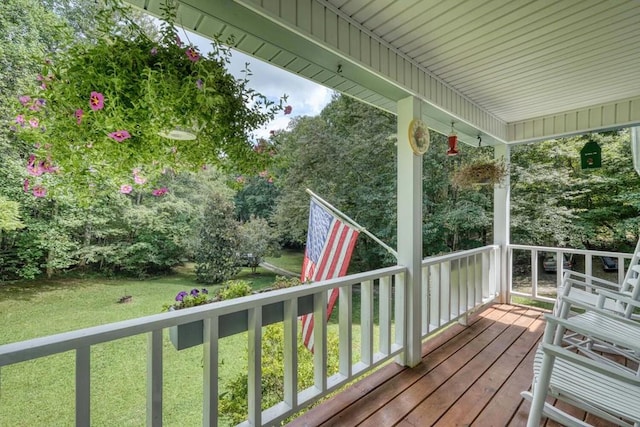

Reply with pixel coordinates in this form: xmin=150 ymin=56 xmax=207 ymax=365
xmin=0 ymin=264 xmax=406 ymax=366
xmin=422 ymin=245 xmax=499 ymax=266
xmin=508 ymin=244 xmax=632 ymax=259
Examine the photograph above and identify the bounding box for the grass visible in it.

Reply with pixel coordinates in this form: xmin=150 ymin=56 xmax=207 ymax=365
xmin=265 ymin=248 xmax=304 ymax=275
xmin=0 ymin=253 xmax=394 ymax=426
xmin=0 ymin=259 xmax=300 ymax=427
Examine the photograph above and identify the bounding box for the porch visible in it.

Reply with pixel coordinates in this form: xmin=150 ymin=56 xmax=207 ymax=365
xmin=0 ymin=244 xmax=634 ymax=426
xmin=288 ymin=303 xmax=546 ymax=427
xmin=288 ymin=301 xmax=635 ymax=427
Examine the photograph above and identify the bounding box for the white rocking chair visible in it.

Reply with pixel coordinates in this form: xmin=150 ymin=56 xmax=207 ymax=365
xmin=555 ymin=239 xmax=640 ymax=319
xmin=522 ymin=314 xmax=640 ymax=427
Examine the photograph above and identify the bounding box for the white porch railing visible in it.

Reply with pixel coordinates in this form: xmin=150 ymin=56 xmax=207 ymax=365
xmin=0 ymin=245 xmax=501 ymax=426
xmin=421 ymin=245 xmax=500 ymax=337
xmin=508 ymin=244 xmax=632 ymax=304
xmin=0 ymin=266 xmax=406 ymax=426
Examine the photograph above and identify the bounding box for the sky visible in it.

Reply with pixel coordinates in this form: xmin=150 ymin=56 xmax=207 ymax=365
xmin=180 ymin=29 xmax=334 ymax=141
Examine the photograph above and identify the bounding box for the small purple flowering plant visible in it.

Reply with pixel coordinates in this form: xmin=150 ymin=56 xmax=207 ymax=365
xmin=163 ymin=288 xmax=214 ymax=311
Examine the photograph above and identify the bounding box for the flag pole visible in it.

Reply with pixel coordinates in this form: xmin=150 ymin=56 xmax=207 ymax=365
xmin=306 ymin=188 xmax=398 ymax=259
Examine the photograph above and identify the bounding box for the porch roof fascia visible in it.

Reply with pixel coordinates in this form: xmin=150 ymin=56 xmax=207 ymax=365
xmin=128 ymin=0 xmax=640 ymax=147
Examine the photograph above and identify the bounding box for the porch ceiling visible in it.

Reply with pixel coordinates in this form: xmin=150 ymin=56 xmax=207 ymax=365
xmin=128 ymin=0 xmax=640 ymax=146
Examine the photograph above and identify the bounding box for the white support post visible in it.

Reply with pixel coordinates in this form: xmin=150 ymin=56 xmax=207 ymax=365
xmin=361 ymin=280 xmax=374 ymax=366
xmin=379 ymin=276 xmax=391 ymax=355
xmin=248 ymin=307 xmax=262 ymax=426
xmin=203 ymin=316 xmax=219 ymax=427
xmin=338 ymin=286 xmax=352 ymax=378
xmin=421 ymin=267 xmax=429 ymax=336
xmin=494 ymin=143 xmax=511 ymax=303
xmin=430 ymin=264 xmax=441 ymax=329
xmin=283 ymin=299 xmax=298 ymax=410
xmin=396 ymin=96 xmax=423 ymax=367
xmin=76 ymin=346 xmax=90 ymax=427
xmin=147 ymin=330 xmax=163 ymax=427
xmin=313 ymin=291 xmax=328 ymax=392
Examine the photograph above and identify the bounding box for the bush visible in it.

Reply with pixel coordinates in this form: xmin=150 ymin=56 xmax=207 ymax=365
xmin=194 ymin=194 xmax=241 ymax=284
xmin=272 ymin=276 xmax=301 ymax=289
xmin=217 ymin=280 xmax=253 ymax=300
xmin=219 ymin=324 xmax=339 ymax=424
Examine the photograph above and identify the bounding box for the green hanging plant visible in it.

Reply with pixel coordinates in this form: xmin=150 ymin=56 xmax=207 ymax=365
xmin=452 ymin=159 xmax=507 ymax=188
xmin=11 ymin=0 xmax=286 ymax=199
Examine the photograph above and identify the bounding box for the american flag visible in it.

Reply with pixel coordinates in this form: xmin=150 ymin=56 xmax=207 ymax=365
xmin=300 ymin=198 xmax=359 ymax=351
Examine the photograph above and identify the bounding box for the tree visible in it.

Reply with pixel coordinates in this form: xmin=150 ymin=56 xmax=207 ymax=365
xmin=272 ymin=94 xmax=495 ymax=269
xmin=510 ymin=130 xmax=639 ymax=251
xmin=234 ymin=176 xmax=279 ymax=222
xmin=194 ymin=194 xmax=241 ymax=284
xmin=272 ymin=95 xmax=398 ymax=270
xmin=237 ymin=216 xmax=280 ymax=272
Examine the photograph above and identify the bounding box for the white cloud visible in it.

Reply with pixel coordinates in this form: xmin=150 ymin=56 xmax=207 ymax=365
xmin=179 ymin=29 xmax=333 ymax=140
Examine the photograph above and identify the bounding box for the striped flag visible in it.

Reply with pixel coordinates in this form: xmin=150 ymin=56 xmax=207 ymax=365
xmin=300 ymin=198 xmax=359 ymax=351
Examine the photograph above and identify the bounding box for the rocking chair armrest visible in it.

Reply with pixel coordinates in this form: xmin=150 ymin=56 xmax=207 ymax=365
xmin=597 ymin=289 xmax=640 ymax=309
xmin=545 ymin=310 xmax=640 ymax=353
xmin=561 ymin=270 xmax=622 ymax=291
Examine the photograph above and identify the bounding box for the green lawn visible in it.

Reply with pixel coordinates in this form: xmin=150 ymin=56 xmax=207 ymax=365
xmin=0 ymin=260 xmax=299 ymax=427
xmin=0 ymin=253 xmax=390 ymax=427
xmin=265 ymin=248 xmax=304 ymax=275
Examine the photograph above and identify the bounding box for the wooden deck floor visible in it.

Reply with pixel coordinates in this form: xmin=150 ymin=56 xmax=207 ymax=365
xmin=287 ymin=303 xmax=620 ymax=427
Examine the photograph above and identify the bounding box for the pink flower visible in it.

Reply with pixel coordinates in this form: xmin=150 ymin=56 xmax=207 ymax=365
xmin=15 ymin=115 xmax=25 ymax=125
xmin=89 ymin=91 xmax=104 ymax=111
xmin=259 ymin=170 xmax=268 ymax=178
xmin=284 ymin=105 xmax=292 ymax=115
xmin=19 ymin=96 xmax=31 ymax=106
xmin=196 ymin=79 xmax=203 ymax=90
xmin=236 ymin=175 xmax=245 ymax=183
xmin=32 ymin=186 xmax=46 ymax=198
xmin=152 ymin=187 xmax=168 ymax=196
xmin=134 ymin=175 xmax=146 ymax=185
xmin=23 ymin=179 xmax=29 ymax=192
xmin=41 ymin=160 xmax=57 ymax=174
xmin=186 ymin=48 xmax=200 ymax=62
xmin=150 ymin=47 xmax=158 ymax=55
xmin=120 ymin=184 xmax=133 ymax=194
xmin=27 ymin=158 xmax=44 ymax=176
xmin=75 ymin=109 xmax=83 ymax=125
xmin=108 ymin=130 xmax=131 ymax=142
xmin=29 ymin=118 xmax=39 ymax=128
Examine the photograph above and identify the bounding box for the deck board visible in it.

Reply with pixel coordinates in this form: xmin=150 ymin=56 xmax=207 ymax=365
xmin=286 ymin=304 xmax=624 ymax=427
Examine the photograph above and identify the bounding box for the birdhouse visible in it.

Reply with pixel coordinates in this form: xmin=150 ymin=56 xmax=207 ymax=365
xmin=580 ymin=140 xmax=601 ymax=169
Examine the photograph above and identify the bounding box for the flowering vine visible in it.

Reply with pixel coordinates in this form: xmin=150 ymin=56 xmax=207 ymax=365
xmin=11 ymin=0 xmax=285 ymax=199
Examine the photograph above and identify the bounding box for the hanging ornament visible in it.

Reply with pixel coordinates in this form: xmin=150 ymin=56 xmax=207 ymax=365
xmin=447 ymin=122 xmax=459 ymax=156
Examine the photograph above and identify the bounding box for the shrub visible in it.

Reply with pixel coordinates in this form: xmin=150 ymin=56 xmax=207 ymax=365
xmin=219 ymin=324 xmax=339 ymax=424
xmin=217 ymin=280 xmax=253 ymax=300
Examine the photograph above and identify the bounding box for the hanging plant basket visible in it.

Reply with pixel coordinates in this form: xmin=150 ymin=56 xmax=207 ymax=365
xmin=11 ymin=0 xmax=285 ymax=199
xmin=452 ymin=160 xmax=507 ymax=188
